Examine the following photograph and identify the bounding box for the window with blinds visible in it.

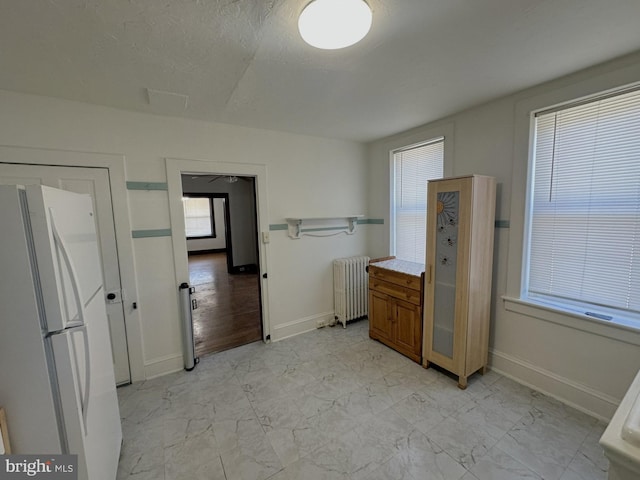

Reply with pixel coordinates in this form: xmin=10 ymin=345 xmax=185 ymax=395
xmin=526 ymin=86 xmax=640 ymax=323
xmin=392 ymin=138 xmax=444 ymax=264
xmin=182 ymin=196 xmax=215 ymax=238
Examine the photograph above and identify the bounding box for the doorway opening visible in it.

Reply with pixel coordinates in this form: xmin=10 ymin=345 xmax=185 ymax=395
xmin=181 ymin=174 xmax=262 ymax=356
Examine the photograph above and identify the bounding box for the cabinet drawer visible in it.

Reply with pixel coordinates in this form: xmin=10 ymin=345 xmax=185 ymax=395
xmin=369 ymin=265 xmax=422 ymax=291
xmin=369 ymin=277 xmax=421 ymax=305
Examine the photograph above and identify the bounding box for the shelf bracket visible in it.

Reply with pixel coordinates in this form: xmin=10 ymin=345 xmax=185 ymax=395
xmin=290 ymin=219 xmax=303 ymax=239
xmin=347 ymin=216 xmax=359 ymax=235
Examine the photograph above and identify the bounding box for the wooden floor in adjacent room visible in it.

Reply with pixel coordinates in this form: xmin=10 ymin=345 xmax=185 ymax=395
xmin=188 ymin=252 xmax=262 ymax=357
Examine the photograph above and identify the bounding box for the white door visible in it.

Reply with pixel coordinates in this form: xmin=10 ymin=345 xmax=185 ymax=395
xmin=0 ymin=163 xmax=131 ymax=385
xmin=26 ymin=186 xmax=103 ymax=332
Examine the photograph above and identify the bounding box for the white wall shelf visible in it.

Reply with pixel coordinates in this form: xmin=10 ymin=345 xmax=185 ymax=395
xmin=285 ymin=215 xmax=363 ymax=239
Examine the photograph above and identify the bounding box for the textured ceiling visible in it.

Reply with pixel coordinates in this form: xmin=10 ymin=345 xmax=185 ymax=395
xmin=1 ymin=0 xmax=640 ymax=142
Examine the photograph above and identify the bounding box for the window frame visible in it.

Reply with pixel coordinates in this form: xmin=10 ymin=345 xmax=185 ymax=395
xmin=182 ymin=193 xmax=217 ymax=239
xmin=504 ymin=77 xmax=640 ymax=345
xmin=390 ymin=137 xmax=444 ymax=264
xmin=388 ymin=124 xmax=454 ymax=264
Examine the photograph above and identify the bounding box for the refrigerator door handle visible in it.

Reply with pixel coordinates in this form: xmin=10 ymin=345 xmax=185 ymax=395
xmin=49 ymin=208 xmax=85 ymax=328
xmin=71 ymin=325 xmax=92 ymax=436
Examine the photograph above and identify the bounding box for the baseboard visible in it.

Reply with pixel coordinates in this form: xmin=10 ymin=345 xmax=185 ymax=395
xmin=490 ymin=349 xmax=620 ymax=422
xmin=230 ymin=263 xmax=258 ymax=274
xmin=271 ymin=311 xmax=335 ymax=342
xmin=144 ymin=353 xmax=184 ymax=380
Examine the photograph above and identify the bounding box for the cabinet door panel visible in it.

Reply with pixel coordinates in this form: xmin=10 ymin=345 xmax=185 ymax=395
xmin=432 ymin=190 xmax=459 ymax=359
xmin=369 ymin=290 xmax=393 ymax=342
xmin=394 ymin=299 xmax=422 ymax=359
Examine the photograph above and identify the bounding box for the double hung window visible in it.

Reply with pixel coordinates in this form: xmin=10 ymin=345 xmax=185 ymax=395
xmin=392 ymin=138 xmax=444 ymax=264
xmin=525 ymin=86 xmax=640 ymax=326
xmin=182 ymin=196 xmax=216 ymax=238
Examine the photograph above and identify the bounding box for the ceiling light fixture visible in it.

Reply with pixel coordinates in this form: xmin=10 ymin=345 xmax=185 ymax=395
xmin=298 ymin=0 xmax=372 ymax=50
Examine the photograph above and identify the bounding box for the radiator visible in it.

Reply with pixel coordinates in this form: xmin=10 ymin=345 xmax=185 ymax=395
xmin=333 ymin=256 xmax=370 ymax=328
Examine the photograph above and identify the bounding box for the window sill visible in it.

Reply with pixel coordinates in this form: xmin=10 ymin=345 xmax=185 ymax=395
xmin=186 ymin=235 xmax=217 ymax=240
xmin=502 ymin=296 xmax=640 ymax=347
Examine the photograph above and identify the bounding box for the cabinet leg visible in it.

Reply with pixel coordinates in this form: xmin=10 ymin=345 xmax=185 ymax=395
xmin=457 ymin=376 xmax=467 ymax=390
xmin=480 ymin=365 xmax=487 ymax=375
xmin=423 ymin=360 xmax=430 ymax=369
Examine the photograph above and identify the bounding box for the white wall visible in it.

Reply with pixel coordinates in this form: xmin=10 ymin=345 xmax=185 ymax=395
xmin=367 ymin=51 xmax=640 ymax=420
xmin=185 ymin=197 xmax=227 ymax=253
xmin=0 ymin=89 xmax=368 ymax=379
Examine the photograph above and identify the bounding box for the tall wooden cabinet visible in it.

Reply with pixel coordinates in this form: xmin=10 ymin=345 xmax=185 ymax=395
xmin=422 ymin=175 xmax=496 ymax=389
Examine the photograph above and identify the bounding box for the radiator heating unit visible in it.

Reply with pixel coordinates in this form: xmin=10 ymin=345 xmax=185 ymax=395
xmin=333 ymin=256 xmax=370 ymax=328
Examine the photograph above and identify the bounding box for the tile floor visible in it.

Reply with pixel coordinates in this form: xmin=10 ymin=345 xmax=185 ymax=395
xmin=116 ymin=319 xmax=609 ymax=480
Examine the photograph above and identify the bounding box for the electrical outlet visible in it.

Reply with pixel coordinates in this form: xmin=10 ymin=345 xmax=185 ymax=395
xmin=262 ymin=231 xmax=270 ymax=244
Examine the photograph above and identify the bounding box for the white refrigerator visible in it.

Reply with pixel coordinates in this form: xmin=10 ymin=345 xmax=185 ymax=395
xmin=0 ymin=184 xmax=122 ymax=479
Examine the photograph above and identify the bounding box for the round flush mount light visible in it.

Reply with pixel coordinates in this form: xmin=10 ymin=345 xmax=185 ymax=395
xmin=298 ymin=0 xmax=372 ymax=50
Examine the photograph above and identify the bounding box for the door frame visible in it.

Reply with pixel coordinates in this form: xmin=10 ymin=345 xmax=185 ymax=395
xmin=214 ymin=193 xmax=234 ymax=274
xmin=166 ymin=158 xmax=271 ymax=341
xmin=0 ymin=145 xmax=145 ymax=382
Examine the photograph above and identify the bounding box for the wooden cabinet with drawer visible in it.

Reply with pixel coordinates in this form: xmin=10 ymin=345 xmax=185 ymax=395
xmin=369 ymin=258 xmax=424 ymax=363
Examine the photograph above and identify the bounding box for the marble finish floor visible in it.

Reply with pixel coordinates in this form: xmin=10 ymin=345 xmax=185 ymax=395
xmin=117 ymin=319 xmax=609 ymax=480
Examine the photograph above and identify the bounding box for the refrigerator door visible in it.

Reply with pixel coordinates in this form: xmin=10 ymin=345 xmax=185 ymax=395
xmin=0 ymin=186 xmax=65 ymax=453
xmin=51 ymin=290 xmax=122 ymax=480
xmin=26 ymin=185 xmax=103 ymax=332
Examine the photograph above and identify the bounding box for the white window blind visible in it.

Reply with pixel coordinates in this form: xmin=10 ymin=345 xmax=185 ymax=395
xmin=393 ymin=138 xmax=444 ymax=264
xmin=183 ymin=197 xmax=213 ymax=237
xmin=527 ymin=87 xmax=640 ymax=319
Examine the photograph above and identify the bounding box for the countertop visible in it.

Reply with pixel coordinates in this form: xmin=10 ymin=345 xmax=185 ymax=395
xmin=370 ymin=259 xmax=425 ymax=278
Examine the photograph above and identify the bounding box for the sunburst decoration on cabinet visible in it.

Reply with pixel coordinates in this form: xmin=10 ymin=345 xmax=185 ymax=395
xmin=437 ymin=192 xmax=458 ymax=227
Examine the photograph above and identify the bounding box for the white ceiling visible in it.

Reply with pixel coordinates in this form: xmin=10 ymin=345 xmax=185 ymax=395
xmin=1 ymin=1 xmax=640 ymax=142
